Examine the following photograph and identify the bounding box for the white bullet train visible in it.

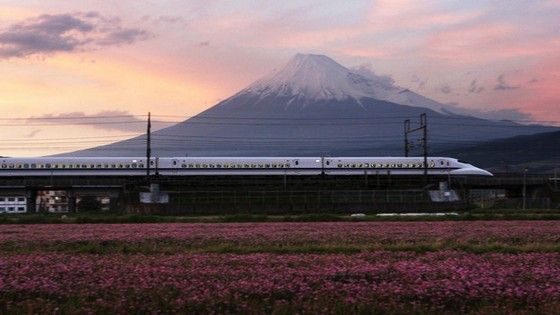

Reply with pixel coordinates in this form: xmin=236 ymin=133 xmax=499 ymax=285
xmin=0 ymin=156 xmax=492 ymax=176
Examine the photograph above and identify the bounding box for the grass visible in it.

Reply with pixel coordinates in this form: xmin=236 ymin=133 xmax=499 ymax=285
xmin=1 ymin=210 xmax=560 ymax=224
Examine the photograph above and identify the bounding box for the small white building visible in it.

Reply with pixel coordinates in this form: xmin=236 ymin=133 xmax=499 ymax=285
xmin=0 ymin=196 xmax=27 ymax=213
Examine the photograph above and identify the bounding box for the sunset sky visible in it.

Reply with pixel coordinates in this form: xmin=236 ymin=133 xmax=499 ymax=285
xmin=0 ymin=0 xmax=559 ymax=156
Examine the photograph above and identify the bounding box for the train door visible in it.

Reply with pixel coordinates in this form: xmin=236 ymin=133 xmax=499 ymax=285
xmin=171 ymin=159 xmax=179 ymax=175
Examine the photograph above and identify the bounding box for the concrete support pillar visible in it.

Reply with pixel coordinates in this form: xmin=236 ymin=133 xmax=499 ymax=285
xmin=67 ymin=190 xmax=76 ymax=213
xmin=25 ymin=189 xmax=37 ymax=213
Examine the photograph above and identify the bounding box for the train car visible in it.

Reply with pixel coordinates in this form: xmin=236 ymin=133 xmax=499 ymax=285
xmin=0 ymin=156 xmax=492 ymax=177
xmin=0 ymin=157 xmax=149 ymax=176
xmin=323 ymin=157 xmax=492 ymax=176
xmin=159 ymin=157 xmax=320 ymax=175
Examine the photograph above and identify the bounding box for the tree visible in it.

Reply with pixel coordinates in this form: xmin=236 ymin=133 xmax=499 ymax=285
xmin=77 ymin=196 xmax=102 ymax=212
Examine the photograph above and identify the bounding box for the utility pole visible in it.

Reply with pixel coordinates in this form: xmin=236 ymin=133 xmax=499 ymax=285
xmin=146 ymin=112 xmax=151 ymax=177
xmin=421 ymin=113 xmax=428 ymax=180
xmin=404 ymin=119 xmax=410 ymax=157
xmin=404 ymin=113 xmax=429 ymax=182
xmin=522 ymin=168 xmax=528 ymax=210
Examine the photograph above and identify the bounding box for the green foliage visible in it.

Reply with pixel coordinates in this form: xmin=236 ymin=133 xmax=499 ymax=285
xmin=77 ymin=196 xmax=103 ymax=212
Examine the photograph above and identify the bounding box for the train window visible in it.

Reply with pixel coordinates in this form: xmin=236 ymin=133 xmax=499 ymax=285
xmin=23 ymin=163 xmax=29 ymax=168
xmin=132 ymin=163 xmax=137 ymax=168
xmin=0 ymin=198 xmax=4 ymax=202
xmin=440 ymin=161 xmax=444 ymax=165
xmin=295 ymin=161 xmax=299 ymax=166
xmin=8 ymin=197 xmax=15 ymax=202
xmin=326 ymin=161 xmax=330 ymax=165
xmin=30 ymin=164 xmax=36 ymax=168
xmin=249 ymin=164 xmax=255 ymax=168
xmin=209 ymin=164 xmax=215 ymax=168
xmin=125 ymin=164 xmax=130 ymax=168
xmin=265 ymin=164 xmax=270 ymax=168
xmin=117 ymin=164 xmax=123 ymax=168
xmin=195 ymin=164 xmax=201 ymax=168
xmin=216 ymin=164 xmax=222 ymax=168
xmin=139 ymin=164 xmax=144 ymax=168
xmin=173 ymin=161 xmax=177 ymax=166
xmin=8 ymin=164 xmax=14 ymax=169
xmin=150 ymin=161 xmax=155 ymax=166
xmin=17 ymin=197 xmax=24 ymax=202
xmin=18 ymin=207 xmax=25 ymax=211
xmin=188 ymin=164 xmax=194 ymax=168
xmin=1 ymin=164 xmax=6 ymax=169
xmin=46 ymin=163 xmax=51 ymax=168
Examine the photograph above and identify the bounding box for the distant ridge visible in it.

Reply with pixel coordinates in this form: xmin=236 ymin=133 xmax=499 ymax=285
xmin=437 ymin=130 xmax=560 ymax=173
xmin=61 ymin=53 xmax=556 ymax=157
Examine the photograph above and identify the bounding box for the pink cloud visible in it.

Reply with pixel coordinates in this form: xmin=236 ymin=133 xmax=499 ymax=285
xmin=366 ymin=0 xmax=481 ymax=32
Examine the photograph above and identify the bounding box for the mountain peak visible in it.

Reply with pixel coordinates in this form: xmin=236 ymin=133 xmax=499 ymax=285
xmin=243 ymin=53 xmax=372 ymax=101
xmin=241 ymin=53 xmax=448 ymax=113
xmin=287 ymin=53 xmax=346 ymax=72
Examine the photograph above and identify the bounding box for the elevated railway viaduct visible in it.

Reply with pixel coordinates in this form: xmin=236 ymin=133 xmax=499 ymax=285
xmin=0 ymin=173 xmax=557 ymax=214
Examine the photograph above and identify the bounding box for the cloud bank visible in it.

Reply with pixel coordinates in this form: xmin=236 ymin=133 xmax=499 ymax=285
xmin=28 ymin=110 xmax=173 ymax=132
xmin=0 ymin=12 xmax=150 ymax=58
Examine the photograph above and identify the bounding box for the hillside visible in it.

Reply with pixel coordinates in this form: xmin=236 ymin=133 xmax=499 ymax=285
xmin=436 ymin=130 xmax=560 ymax=173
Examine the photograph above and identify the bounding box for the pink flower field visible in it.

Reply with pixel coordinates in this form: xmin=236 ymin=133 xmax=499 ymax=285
xmin=1 ymin=221 xmax=560 ymax=313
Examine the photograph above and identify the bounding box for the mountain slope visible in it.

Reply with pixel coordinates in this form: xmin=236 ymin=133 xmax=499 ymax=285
xmin=62 ymin=53 xmax=556 ymax=157
xmin=437 ymin=130 xmax=560 ymax=173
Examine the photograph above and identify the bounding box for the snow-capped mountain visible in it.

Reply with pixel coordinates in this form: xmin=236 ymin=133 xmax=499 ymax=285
xmin=62 ymin=53 xmax=555 ymax=157
xmin=241 ymin=53 xmax=447 ymax=114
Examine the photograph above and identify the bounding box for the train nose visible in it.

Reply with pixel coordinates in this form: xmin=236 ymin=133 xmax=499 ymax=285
xmin=450 ymin=166 xmax=493 ymax=176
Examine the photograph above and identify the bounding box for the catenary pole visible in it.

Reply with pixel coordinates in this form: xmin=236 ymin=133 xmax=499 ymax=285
xmin=146 ymin=112 xmax=151 ymax=177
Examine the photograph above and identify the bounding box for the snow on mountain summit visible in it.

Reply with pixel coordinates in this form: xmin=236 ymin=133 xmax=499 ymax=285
xmin=244 ymin=53 xmax=373 ymax=101
xmin=242 ymin=53 xmax=447 ymax=113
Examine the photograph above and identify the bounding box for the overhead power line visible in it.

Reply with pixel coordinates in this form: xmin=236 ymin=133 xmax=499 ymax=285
xmin=0 ymin=114 xmax=558 ymax=124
